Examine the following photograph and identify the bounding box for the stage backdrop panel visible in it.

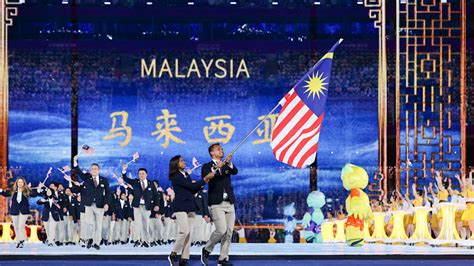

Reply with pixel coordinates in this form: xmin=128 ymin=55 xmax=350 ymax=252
xmin=8 ymin=46 xmax=378 ymax=222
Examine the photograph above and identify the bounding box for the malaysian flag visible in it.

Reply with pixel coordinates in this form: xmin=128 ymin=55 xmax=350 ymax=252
xmin=81 ymin=144 xmax=95 ymax=155
xmin=60 ymin=165 xmax=71 ymax=173
xmin=192 ymin=157 xmax=200 ymax=169
xmin=270 ymin=39 xmax=342 ymax=168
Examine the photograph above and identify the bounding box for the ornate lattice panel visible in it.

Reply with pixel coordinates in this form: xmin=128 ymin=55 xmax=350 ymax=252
xmin=398 ymin=0 xmax=466 ymax=195
xmin=363 ymin=0 xmax=388 ymax=201
xmin=1 ymin=0 xmax=23 ymax=221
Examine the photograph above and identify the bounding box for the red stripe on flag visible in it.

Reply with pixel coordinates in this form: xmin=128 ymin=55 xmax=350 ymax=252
xmin=279 ymin=91 xmax=298 ymax=115
xmin=296 ymin=113 xmax=325 ymax=166
xmin=276 ymin=117 xmax=322 ymax=162
xmin=296 ymin=142 xmax=319 ymax=168
xmin=272 ymin=100 xmax=306 ymax=139
xmin=287 ymin=127 xmax=322 ymax=166
xmin=271 ymin=109 xmax=314 ymax=153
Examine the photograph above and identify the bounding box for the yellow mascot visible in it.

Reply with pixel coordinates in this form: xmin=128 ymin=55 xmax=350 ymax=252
xmin=341 ymin=163 xmax=373 ymax=247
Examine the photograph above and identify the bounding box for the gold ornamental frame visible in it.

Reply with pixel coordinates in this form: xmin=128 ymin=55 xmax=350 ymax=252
xmin=0 ymin=0 xmax=22 ymax=221
xmin=396 ymin=0 xmax=466 ymax=196
xmin=362 ymin=0 xmax=388 ymax=201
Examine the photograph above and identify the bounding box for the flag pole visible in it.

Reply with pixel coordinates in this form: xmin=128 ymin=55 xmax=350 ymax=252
xmin=229 ymin=103 xmax=281 ymax=156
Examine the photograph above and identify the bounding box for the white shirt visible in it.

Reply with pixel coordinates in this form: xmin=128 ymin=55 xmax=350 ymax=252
xmin=211 ymin=159 xmax=221 ymax=174
xmin=65 ymin=196 xmax=72 ymax=215
xmin=93 ymin=176 xmax=99 ymax=185
xmin=16 ymin=191 xmax=22 ymax=203
xmin=140 ymin=179 xmax=148 ymax=189
xmin=139 ymin=179 xmax=148 ymax=205
xmin=212 ymin=159 xmax=228 ymax=200
xmin=120 ymin=199 xmax=125 ymax=209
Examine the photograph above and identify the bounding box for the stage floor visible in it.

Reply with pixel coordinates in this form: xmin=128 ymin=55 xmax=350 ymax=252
xmin=1 ymin=242 xmax=473 ymax=260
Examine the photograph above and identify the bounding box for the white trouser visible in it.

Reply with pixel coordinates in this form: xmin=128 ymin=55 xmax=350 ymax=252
xmin=79 ymin=212 xmax=86 ymax=240
xmin=149 ymin=218 xmax=156 ymax=242
xmin=131 ymin=220 xmax=140 ymax=242
xmin=204 ymin=202 xmax=236 ymax=260
xmin=101 ymin=215 xmax=111 ymax=241
xmin=193 ymin=214 xmax=205 ymax=242
xmin=84 ymin=204 xmax=105 ymax=245
xmin=151 ymin=216 xmax=164 ymax=241
xmin=205 ymin=220 xmax=215 ymax=241
xmin=114 ymin=219 xmax=128 ymax=242
xmin=172 ymin=212 xmax=195 ymax=260
xmin=109 ymin=220 xmax=116 ymax=242
xmin=11 ymin=214 xmax=29 ymax=243
xmin=171 ymin=219 xmax=178 ymax=240
xmin=163 ymin=217 xmax=173 ymax=241
xmin=128 ymin=220 xmax=133 ymax=241
xmin=56 ymin=219 xmax=66 ymax=243
xmin=65 ymin=216 xmax=77 ymax=243
xmin=112 ymin=220 xmax=121 ymax=241
xmin=44 ymin=218 xmax=58 ymax=244
xmin=132 ymin=206 xmax=151 ymax=243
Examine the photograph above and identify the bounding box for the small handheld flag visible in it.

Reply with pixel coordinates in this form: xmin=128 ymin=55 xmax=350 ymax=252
xmin=57 ymin=168 xmax=67 ymax=175
xmin=60 ymin=165 xmax=71 ymax=173
xmin=166 ymin=187 xmax=175 ymax=197
xmin=192 ymin=157 xmax=200 ymax=168
xmin=42 ymin=167 xmax=53 ymax=183
xmin=79 ymin=144 xmax=95 ymax=156
xmin=125 ymin=152 xmax=140 ymax=166
xmin=186 ymin=157 xmax=202 ymax=174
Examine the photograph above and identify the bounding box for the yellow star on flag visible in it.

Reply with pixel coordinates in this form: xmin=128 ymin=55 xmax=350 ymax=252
xmin=303 ymin=71 xmax=328 ymax=99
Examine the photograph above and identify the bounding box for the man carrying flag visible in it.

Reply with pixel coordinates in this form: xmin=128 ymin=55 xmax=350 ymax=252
xmin=199 ymin=40 xmax=342 ymax=265
xmin=271 ymin=39 xmax=342 ymax=168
